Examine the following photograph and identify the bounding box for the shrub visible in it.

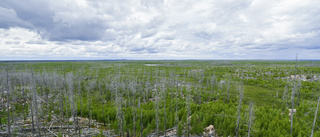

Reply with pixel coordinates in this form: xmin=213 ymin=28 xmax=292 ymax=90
xmin=177 ymin=122 xmax=183 ymax=137
xmin=306 ymin=75 xmax=311 ymax=79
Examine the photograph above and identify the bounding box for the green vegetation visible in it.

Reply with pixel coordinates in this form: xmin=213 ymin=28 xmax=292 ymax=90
xmin=0 ymin=60 xmax=319 ymax=136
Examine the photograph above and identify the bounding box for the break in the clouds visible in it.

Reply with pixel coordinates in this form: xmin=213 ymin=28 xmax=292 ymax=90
xmin=0 ymin=0 xmax=320 ymax=60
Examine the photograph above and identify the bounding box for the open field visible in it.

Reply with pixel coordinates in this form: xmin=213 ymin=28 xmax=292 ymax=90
xmin=0 ymin=60 xmax=320 ymax=137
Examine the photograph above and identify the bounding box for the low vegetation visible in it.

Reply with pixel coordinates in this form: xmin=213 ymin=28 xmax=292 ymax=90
xmin=0 ymin=60 xmax=319 ymax=136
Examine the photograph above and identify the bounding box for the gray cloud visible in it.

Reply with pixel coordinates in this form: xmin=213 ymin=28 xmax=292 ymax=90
xmin=0 ymin=0 xmax=320 ymax=59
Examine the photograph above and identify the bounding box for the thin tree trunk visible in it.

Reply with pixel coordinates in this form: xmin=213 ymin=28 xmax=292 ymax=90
xmin=187 ymin=88 xmax=191 ymax=137
xmin=34 ymin=90 xmax=42 ymax=137
xmin=66 ymin=91 xmax=69 ymax=133
xmin=6 ymin=67 xmax=11 ymax=137
xmin=311 ymin=96 xmax=320 ymax=137
xmin=88 ymin=85 xmax=91 ymax=129
xmin=60 ymin=86 xmax=64 ymax=132
xmin=236 ymin=82 xmax=243 ymax=137
xmin=291 ymin=55 xmax=298 ymax=134
xmin=30 ymin=90 xmax=35 ymax=136
xmin=156 ymin=84 xmax=159 ymax=137
xmin=78 ymin=81 xmax=81 ymax=137
xmin=29 ymin=69 xmax=37 ymax=137
xmin=248 ymin=101 xmax=253 ymax=137
xmin=138 ymin=95 xmax=142 ymax=136
xmin=133 ymin=87 xmax=136 ymax=137
xmin=164 ymin=86 xmax=167 ymax=137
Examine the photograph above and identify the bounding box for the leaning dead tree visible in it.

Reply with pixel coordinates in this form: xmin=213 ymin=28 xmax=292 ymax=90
xmin=311 ymin=96 xmax=320 ymax=137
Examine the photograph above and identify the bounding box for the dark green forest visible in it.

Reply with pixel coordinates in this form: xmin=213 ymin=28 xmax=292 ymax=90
xmin=0 ymin=60 xmax=320 ymax=137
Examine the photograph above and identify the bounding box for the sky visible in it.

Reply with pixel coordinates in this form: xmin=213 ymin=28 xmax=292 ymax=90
xmin=0 ymin=0 xmax=320 ymax=60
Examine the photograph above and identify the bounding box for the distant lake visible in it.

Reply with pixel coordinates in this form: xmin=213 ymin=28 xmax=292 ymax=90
xmin=144 ymin=64 xmax=161 ymax=66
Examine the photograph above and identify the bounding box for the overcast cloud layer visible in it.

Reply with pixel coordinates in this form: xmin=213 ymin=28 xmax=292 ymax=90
xmin=0 ymin=0 xmax=320 ymax=60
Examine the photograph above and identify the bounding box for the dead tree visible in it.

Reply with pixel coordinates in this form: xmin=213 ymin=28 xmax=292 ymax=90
xmin=77 ymin=78 xmax=82 ymax=136
xmin=67 ymin=73 xmax=76 ymax=134
xmin=115 ymin=78 xmax=123 ymax=136
xmin=235 ymin=82 xmax=244 ymax=137
xmin=175 ymin=77 xmax=179 ymax=126
xmin=290 ymin=55 xmax=298 ymax=134
xmin=29 ymin=70 xmax=36 ymax=136
xmin=163 ymin=80 xmax=167 ymax=137
xmin=59 ymin=73 xmax=64 ymax=132
xmin=139 ymin=97 xmax=143 ymax=137
xmin=88 ymin=80 xmax=95 ymax=129
xmin=31 ymin=69 xmax=41 ymax=137
xmin=20 ymin=73 xmax=27 ymax=121
xmin=198 ymin=70 xmax=203 ymax=104
xmin=296 ymin=80 xmax=301 ymax=107
xmin=226 ymin=79 xmax=231 ymax=102
xmin=79 ymin=80 xmax=83 ymax=118
xmin=311 ymin=96 xmax=320 ymax=137
xmin=247 ymin=101 xmax=253 ymax=137
xmin=6 ymin=67 xmax=11 ymax=137
xmin=0 ymin=69 xmax=3 ymax=128
xmin=155 ymin=81 xmax=160 ymax=137
xmin=282 ymin=85 xmax=288 ymax=112
xmin=186 ymin=88 xmax=191 ymax=137
xmin=131 ymin=81 xmax=137 ymax=137
xmin=100 ymin=81 xmax=106 ymax=126
xmin=211 ymin=75 xmax=215 ymax=95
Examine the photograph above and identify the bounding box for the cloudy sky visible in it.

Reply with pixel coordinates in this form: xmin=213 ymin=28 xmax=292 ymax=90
xmin=0 ymin=0 xmax=320 ymax=60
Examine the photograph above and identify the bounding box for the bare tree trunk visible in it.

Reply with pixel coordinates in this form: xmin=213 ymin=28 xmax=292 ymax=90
xmin=236 ymin=82 xmax=243 ymax=137
xmin=78 ymin=80 xmax=81 ymax=137
xmin=156 ymin=85 xmax=159 ymax=137
xmin=67 ymin=73 xmax=76 ymax=135
xmin=296 ymin=80 xmax=301 ymax=107
xmin=88 ymin=85 xmax=91 ymax=129
xmin=60 ymin=84 xmax=64 ymax=132
xmin=248 ymin=101 xmax=253 ymax=137
xmin=211 ymin=75 xmax=215 ymax=96
xmin=311 ymin=96 xmax=320 ymax=137
xmin=6 ymin=67 xmax=11 ymax=137
xmin=282 ymin=86 xmax=288 ymax=112
xmin=66 ymin=91 xmax=69 ymax=133
xmin=163 ymin=84 xmax=167 ymax=137
xmin=30 ymin=96 xmax=35 ymax=136
xmin=34 ymin=88 xmax=42 ymax=137
xmin=175 ymin=84 xmax=179 ymax=126
xmin=139 ymin=98 xmax=143 ymax=137
xmin=187 ymin=88 xmax=191 ymax=137
xmin=133 ymin=93 xmax=136 ymax=137
xmin=121 ymin=97 xmax=124 ymax=137
xmin=80 ymin=82 xmax=83 ymax=118
xmin=0 ymin=74 xmax=2 ymax=129
xmin=291 ymin=55 xmax=298 ymax=134
xmin=20 ymin=73 xmax=27 ymax=121
xmin=227 ymin=80 xmax=231 ymax=102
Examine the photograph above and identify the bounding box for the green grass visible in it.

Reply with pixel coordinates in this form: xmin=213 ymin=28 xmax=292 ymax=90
xmin=243 ymin=85 xmax=279 ymax=107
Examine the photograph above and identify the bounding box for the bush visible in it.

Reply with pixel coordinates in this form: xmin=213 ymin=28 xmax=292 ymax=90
xmin=47 ymin=111 xmax=52 ymax=122
xmin=177 ymin=122 xmax=183 ymax=137
xmin=306 ymin=75 xmax=311 ymax=79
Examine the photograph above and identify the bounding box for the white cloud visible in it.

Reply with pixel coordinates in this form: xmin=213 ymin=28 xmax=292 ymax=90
xmin=0 ymin=0 xmax=319 ymax=60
